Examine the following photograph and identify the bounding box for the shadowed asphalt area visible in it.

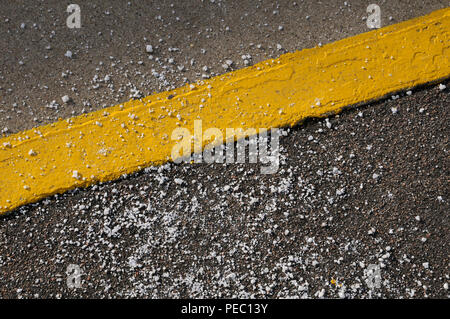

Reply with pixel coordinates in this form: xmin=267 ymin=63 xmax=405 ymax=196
xmin=0 ymin=81 xmax=448 ymax=298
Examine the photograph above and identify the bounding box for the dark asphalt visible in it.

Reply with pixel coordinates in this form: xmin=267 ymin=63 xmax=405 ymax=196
xmin=0 ymin=81 xmax=448 ymax=298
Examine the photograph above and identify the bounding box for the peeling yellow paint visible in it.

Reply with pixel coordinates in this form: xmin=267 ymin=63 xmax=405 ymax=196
xmin=1 ymin=8 xmax=449 ymax=214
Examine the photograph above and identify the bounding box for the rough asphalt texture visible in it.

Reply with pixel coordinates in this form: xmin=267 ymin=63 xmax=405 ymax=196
xmin=0 ymin=1 xmax=449 ymax=298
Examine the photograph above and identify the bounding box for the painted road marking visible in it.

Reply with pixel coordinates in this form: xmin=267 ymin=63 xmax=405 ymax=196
xmin=0 ymin=8 xmax=449 ymax=215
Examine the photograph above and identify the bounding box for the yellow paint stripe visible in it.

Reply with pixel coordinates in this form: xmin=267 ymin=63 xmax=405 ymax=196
xmin=1 ymin=8 xmax=449 ymax=214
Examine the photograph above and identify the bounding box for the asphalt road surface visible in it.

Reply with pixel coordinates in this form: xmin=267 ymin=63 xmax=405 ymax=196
xmin=0 ymin=0 xmax=449 ymax=298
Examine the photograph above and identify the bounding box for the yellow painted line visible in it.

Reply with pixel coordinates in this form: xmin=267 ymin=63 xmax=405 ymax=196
xmin=1 ymin=8 xmax=449 ymax=214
